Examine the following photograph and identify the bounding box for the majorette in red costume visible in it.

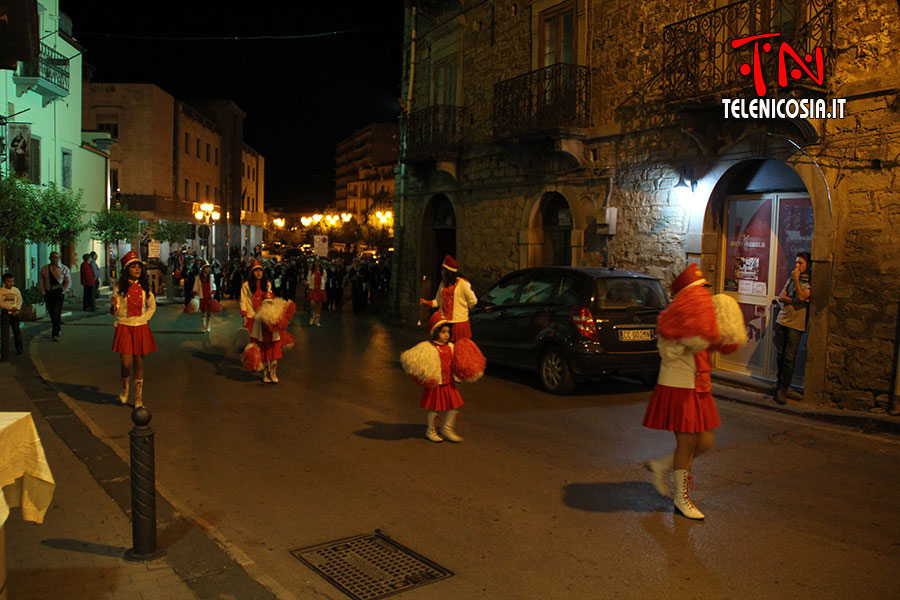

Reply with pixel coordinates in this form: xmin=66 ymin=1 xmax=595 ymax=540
xmin=184 ymin=259 xmax=222 ymax=332
xmin=642 ymin=264 xmax=745 ymax=521
xmin=240 ymin=260 xmax=295 ymax=383
xmin=110 ymin=250 xmax=157 ymax=407
xmin=400 ymin=311 xmax=486 ymax=443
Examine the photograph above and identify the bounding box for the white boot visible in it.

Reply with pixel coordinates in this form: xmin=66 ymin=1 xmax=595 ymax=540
xmin=119 ymin=377 xmax=130 ymax=405
xmin=315 ymin=314 xmax=322 ymax=327
xmin=263 ymin=362 xmax=273 ymax=383
xmin=309 ymin=315 xmax=315 ymax=325
xmin=269 ymin=360 xmax=279 ymax=383
xmin=673 ymin=469 xmax=705 ymax=520
xmin=440 ymin=409 xmax=463 ymax=442
xmin=645 ymin=452 xmax=674 ymax=497
xmin=425 ymin=411 xmax=442 ymax=442
xmin=134 ymin=379 xmax=144 ymax=408
xmin=203 ymin=314 xmax=210 ymax=332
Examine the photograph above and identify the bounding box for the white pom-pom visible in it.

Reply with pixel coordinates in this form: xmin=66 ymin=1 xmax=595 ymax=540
xmin=400 ymin=341 xmax=442 ymax=386
xmin=712 ymin=294 xmax=747 ymax=347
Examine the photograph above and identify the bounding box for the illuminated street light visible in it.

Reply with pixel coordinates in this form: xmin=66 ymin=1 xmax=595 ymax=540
xmin=341 ymin=213 xmax=352 ymax=222
xmin=273 ymin=218 xmax=286 ymax=228
xmin=194 ymin=203 xmax=221 ymax=261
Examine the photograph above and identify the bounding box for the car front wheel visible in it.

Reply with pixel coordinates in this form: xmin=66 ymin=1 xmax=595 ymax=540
xmin=540 ymin=347 xmax=575 ymax=394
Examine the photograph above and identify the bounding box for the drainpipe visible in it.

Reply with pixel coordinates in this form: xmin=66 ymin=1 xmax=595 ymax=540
xmin=393 ymin=4 xmax=416 ymax=320
xmin=891 ymin=290 xmax=900 ymax=415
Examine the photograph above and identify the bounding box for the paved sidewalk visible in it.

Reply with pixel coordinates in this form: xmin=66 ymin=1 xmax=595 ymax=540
xmin=1 ymin=361 xmax=198 ymax=600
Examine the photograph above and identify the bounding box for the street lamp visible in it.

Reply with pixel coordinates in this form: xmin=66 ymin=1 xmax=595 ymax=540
xmin=194 ymin=203 xmax=221 ymax=260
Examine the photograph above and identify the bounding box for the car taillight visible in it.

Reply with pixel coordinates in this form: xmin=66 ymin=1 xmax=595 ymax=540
xmin=571 ymin=305 xmax=599 ymax=341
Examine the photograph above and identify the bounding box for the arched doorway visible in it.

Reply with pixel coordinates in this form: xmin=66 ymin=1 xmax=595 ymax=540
xmin=534 ymin=192 xmax=572 ymax=266
xmin=713 ymin=159 xmax=814 ymax=389
xmin=420 ymin=194 xmax=456 ymax=296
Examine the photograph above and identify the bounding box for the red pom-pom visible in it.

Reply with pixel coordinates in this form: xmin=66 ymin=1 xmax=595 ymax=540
xmin=280 ymin=330 xmax=295 ymax=351
xmin=184 ymin=297 xmax=200 ymax=314
xmin=241 ymin=343 xmax=263 ymax=372
xmin=452 ymin=338 xmax=486 ymax=382
xmin=272 ymin=300 xmax=296 ymax=330
xmin=657 ymin=285 xmax=719 ymax=343
xmin=206 ymin=299 xmax=223 ymax=313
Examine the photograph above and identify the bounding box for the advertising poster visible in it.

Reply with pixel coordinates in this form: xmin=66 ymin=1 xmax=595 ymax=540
xmin=7 ymin=122 xmax=31 ymax=177
xmin=314 ymin=235 xmax=328 ymax=257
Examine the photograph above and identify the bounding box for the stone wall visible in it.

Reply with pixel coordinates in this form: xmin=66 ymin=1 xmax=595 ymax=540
xmin=397 ymin=0 xmax=900 ymax=410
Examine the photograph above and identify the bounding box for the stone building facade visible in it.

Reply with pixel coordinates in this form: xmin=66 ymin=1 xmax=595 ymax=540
xmin=82 ymin=85 xmax=266 ymax=261
xmin=393 ymin=0 xmax=900 ymax=410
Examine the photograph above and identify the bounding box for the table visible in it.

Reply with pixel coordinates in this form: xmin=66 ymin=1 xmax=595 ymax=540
xmin=0 ymin=412 xmax=55 ymax=600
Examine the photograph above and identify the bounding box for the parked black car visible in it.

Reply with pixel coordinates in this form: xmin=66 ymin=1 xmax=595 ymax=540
xmin=469 ymin=267 xmax=668 ymax=394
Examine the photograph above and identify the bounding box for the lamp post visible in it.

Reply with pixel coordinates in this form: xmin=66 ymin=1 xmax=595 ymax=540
xmin=194 ymin=203 xmax=220 ymax=261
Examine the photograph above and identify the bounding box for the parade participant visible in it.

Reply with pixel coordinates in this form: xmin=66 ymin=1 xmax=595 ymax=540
xmin=400 ymin=312 xmax=485 ymax=443
xmin=110 ymin=251 xmax=157 ymax=407
xmin=773 ymin=251 xmax=811 ymax=404
xmin=306 ymin=256 xmax=327 ymax=326
xmin=642 ymin=265 xmax=745 ymax=521
xmin=240 ymin=260 xmax=270 ymax=334
xmin=0 ymin=273 xmax=24 ymax=354
xmin=38 ymin=251 xmax=70 ymax=341
xmin=186 ymin=259 xmax=222 ymax=332
xmin=241 ymin=291 xmax=295 ymax=384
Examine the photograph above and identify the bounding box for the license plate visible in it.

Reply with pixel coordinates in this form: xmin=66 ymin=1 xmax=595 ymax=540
xmin=618 ymin=329 xmax=654 ymax=342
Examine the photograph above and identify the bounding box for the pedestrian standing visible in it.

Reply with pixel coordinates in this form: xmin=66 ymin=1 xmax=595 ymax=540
xmin=38 ymin=251 xmax=70 ymax=341
xmin=188 ymin=259 xmax=222 ymax=332
xmin=306 ymin=257 xmax=327 ymax=326
xmin=80 ymin=254 xmax=96 ymax=312
xmin=90 ymin=251 xmax=101 ymax=300
xmin=110 ymin=251 xmax=157 ymax=407
xmin=0 ymin=272 xmax=24 ymax=354
xmin=773 ymin=251 xmax=811 ymax=405
xmin=400 ymin=312 xmax=484 ymax=443
xmin=642 ymin=265 xmax=745 ymax=521
xmin=183 ymin=255 xmax=197 ymax=307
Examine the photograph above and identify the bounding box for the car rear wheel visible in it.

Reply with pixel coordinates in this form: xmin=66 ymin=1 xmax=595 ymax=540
xmin=540 ymin=347 xmax=575 ymax=395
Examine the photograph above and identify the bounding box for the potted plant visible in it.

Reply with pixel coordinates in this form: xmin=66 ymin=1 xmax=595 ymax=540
xmin=19 ymin=285 xmax=46 ymax=321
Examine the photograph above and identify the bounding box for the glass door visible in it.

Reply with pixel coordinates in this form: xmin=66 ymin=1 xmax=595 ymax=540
xmin=717 ymin=194 xmax=813 ymax=385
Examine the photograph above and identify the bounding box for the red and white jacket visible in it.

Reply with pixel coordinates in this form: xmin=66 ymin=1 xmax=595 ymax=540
xmin=428 ymin=278 xmax=477 ymax=323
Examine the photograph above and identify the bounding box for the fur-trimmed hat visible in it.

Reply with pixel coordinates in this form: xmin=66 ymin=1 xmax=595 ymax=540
xmin=441 ymin=255 xmax=459 ymax=272
xmin=672 ymin=264 xmax=709 ymax=295
xmin=120 ymin=251 xmax=141 ymax=269
xmin=428 ymin=311 xmax=450 ymax=335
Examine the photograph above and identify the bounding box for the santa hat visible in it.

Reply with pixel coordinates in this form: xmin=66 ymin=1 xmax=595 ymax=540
xmin=428 ymin=311 xmax=450 ymax=335
xmin=672 ymin=264 xmax=709 ymax=295
xmin=198 ymin=259 xmax=209 ymax=269
xmin=121 ymin=251 xmax=141 ymax=269
xmin=441 ymin=255 xmax=459 ymax=272
xmin=250 ymin=259 xmax=264 ymax=272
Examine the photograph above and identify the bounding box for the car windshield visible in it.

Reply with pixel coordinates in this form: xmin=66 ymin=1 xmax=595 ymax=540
xmin=595 ymin=278 xmax=667 ymax=310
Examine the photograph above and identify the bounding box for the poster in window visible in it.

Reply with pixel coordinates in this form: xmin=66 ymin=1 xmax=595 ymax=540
xmin=8 ymin=122 xmax=31 ymax=177
xmin=734 ymin=256 xmax=759 ymax=280
xmin=725 ymin=198 xmax=771 ymax=286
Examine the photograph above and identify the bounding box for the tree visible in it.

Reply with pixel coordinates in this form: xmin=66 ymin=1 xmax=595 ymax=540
xmin=0 ymin=174 xmax=37 ymax=271
xmin=30 ymin=183 xmax=87 ymax=245
xmin=91 ymin=204 xmax=141 ymax=280
xmin=151 ymin=219 xmax=192 ymax=247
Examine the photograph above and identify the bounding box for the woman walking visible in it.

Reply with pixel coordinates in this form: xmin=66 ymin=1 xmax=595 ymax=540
xmin=188 ymin=259 xmax=222 ymax=332
xmin=110 ymin=251 xmax=157 ymax=407
xmin=306 ymin=256 xmax=327 ymax=326
xmin=642 ymin=265 xmax=745 ymax=520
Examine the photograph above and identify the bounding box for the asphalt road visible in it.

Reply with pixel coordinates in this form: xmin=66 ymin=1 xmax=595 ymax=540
xmin=31 ymin=300 xmax=900 ymax=599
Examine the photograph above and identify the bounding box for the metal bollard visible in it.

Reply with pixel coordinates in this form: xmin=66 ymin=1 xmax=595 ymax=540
xmin=0 ymin=309 xmax=9 ymax=362
xmin=124 ymin=406 xmax=165 ymax=561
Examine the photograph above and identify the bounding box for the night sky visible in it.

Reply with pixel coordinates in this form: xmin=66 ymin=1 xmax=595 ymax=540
xmin=59 ymin=1 xmax=404 ymax=212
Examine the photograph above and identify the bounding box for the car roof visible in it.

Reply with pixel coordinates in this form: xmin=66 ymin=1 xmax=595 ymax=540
xmin=504 ymin=266 xmax=659 ymax=281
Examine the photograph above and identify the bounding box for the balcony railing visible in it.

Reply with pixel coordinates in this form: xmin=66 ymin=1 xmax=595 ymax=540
xmin=15 ymin=42 xmax=70 ymax=94
xmin=662 ymin=0 xmax=834 ymax=103
xmin=493 ymin=63 xmax=591 ymax=139
xmin=401 ymin=105 xmax=465 ymax=162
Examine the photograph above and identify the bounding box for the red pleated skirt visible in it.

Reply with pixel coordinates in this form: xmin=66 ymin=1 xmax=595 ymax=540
xmin=419 ymin=383 xmax=464 ymax=411
xmin=112 ymin=324 xmax=157 ymax=356
xmin=642 ymin=384 xmax=721 ymax=433
xmin=251 ymin=328 xmax=282 ymax=361
xmin=308 ymin=288 xmax=327 ymax=302
xmin=450 ymin=320 xmax=472 ymax=342
xmin=200 ymin=298 xmax=222 ymax=313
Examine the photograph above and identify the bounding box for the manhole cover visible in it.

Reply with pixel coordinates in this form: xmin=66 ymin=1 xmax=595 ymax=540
xmin=291 ymin=530 xmax=453 ymax=600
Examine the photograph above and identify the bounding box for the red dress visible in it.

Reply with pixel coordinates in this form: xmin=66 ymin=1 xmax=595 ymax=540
xmin=112 ymin=283 xmax=157 ymax=356
xmin=419 ymin=342 xmax=464 ymax=411
xmin=198 ymin=276 xmax=222 ymax=312
xmin=440 ymin=282 xmax=472 ymax=341
xmin=244 ymin=283 xmax=266 ymax=333
xmin=308 ymin=270 xmax=327 ymax=303
xmin=642 ymin=349 xmax=721 ymax=433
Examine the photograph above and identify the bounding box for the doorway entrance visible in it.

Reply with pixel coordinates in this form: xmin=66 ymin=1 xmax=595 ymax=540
xmin=420 ymin=194 xmax=456 ymax=297
xmin=717 ymin=193 xmax=814 ymax=387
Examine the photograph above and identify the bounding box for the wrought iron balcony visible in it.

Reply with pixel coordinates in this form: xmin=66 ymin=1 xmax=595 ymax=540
xmin=493 ymin=63 xmax=591 ymax=139
xmin=12 ymin=42 xmax=70 ymax=105
xmin=401 ymin=105 xmax=465 ymax=162
xmin=662 ymin=0 xmax=834 ymax=104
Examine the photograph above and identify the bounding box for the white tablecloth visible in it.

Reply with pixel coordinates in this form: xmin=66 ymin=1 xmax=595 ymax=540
xmin=0 ymin=413 xmax=55 ymax=526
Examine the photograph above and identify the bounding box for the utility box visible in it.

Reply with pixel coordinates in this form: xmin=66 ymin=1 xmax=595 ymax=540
xmin=597 ymin=207 xmax=617 ymax=235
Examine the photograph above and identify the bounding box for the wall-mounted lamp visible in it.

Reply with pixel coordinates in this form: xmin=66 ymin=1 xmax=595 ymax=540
xmin=674 ymin=165 xmax=696 ymax=193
